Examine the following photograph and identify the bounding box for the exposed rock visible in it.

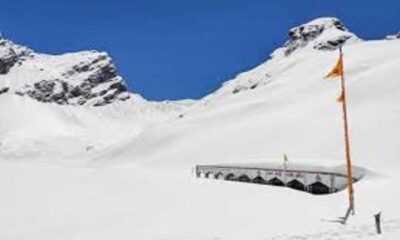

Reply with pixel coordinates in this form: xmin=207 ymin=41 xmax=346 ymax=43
xmin=1 ymin=39 xmax=132 ymax=106
xmin=230 ymin=74 xmax=271 ymax=95
xmin=314 ymin=35 xmax=352 ymax=51
xmin=0 ymin=38 xmax=32 ymax=74
xmin=21 ymin=80 xmax=62 ymax=104
xmin=109 ymin=82 xmax=128 ymax=92
xmin=277 ymin=18 xmax=360 ymax=57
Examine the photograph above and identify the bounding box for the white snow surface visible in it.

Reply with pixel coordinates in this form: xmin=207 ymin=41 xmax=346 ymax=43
xmin=1 ymin=18 xmax=400 ymax=239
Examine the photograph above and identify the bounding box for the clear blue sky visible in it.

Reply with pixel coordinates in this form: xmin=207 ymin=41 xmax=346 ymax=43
xmin=1 ymin=0 xmax=399 ymax=100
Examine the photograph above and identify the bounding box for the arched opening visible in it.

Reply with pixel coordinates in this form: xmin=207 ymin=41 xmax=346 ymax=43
xmin=253 ymin=176 xmax=266 ymax=184
xmin=309 ymin=181 xmax=330 ymax=195
xmin=287 ymin=179 xmax=305 ymax=191
xmin=268 ymin=177 xmax=285 ymax=186
xmin=205 ymin=172 xmax=213 ymax=178
xmin=225 ymin=173 xmax=235 ymax=181
xmin=237 ymin=174 xmax=251 ymax=182
xmin=215 ymin=172 xmax=223 ymax=179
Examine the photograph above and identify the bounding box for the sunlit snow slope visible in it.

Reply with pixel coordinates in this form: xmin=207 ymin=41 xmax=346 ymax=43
xmin=0 ymin=38 xmax=193 ymax=161
xmin=1 ymin=17 xmax=400 ymax=240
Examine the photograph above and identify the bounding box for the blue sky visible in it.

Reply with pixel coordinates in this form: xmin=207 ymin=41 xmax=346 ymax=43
xmin=1 ymin=0 xmax=399 ymax=100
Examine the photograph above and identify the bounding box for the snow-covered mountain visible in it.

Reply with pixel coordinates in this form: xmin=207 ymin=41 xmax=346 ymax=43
xmin=1 ymin=17 xmax=400 ymax=240
xmin=275 ymin=17 xmax=360 ymax=57
xmin=200 ymin=18 xmax=360 ymax=101
xmin=386 ymin=32 xmax=400 ymax=40
xmin=0 ymin=38 xmax=195 ymax=161
xmin=0 ymin=38 xmax=130 ymax=106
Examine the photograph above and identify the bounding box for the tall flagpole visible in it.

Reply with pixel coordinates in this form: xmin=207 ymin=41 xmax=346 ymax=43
xmin=339 ymin=46 xmax=355 ymax=214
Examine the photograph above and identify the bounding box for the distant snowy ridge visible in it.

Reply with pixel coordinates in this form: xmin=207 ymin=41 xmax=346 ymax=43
xmin=200 ymin=17 xmax=361 ymax=101
xmin=0 ymin=38 xmax=196 ymax=161
xmin=386 ymin=32 xmax=400 ymax=40
xmin=0 ymin=17 xmax=363 ymax=109
xmin=0 ymin=38 xmax=130 ymax=106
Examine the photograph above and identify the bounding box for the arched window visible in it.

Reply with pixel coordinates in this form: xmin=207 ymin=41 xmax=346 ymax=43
xmin=215 ymin=172 xmax=223 ymax=179
xmin=287 ymin=179 xmax=305 ymax=191
xmin=224 ymin=173 xmax=235 ymax=180
xmin=205 ymin=172 xmax=213 ymax=178
xmin=237 ymin=175 xmax=251 ymax=182
xmin=268 ymin=177 xmax=285 ymax=186
xmin=253 ymin=176 xmax=266 ymax=184
xmin=309 ymin=181 xmax=330 ymax=195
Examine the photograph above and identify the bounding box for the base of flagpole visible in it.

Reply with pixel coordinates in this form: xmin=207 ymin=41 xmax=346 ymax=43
xmin=339 ymin=205 xmax=354 ymax=225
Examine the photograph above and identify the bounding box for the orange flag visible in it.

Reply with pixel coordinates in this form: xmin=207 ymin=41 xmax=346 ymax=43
xmin=325 ymin=54 xmax=343 ymax=79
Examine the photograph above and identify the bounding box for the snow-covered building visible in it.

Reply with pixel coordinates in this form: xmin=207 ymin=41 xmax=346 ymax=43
xmin=196 ymin=162 xmax=364 ymax=194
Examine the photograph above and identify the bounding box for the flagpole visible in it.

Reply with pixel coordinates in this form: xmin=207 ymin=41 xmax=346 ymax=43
xmin=339 ymin=46 xmax=355 ymax=214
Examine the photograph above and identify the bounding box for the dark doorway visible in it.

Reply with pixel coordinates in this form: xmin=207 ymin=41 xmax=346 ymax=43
xmin=268 ymin=177 xmax=285 ymax=186
xmin=215 ymin=172 xmax=223 ymax=179
xmin=287 ymin=179 xmax=305 ymax=191
xmin=237 ymin=175 xmax=251 ymax=182
xmin=309 ymin=181 xmax=330 ymax=195
xmin=225 ymin=173 xmax=235 ymax=181
xmin=253 ymin=176 xmax=266 ymax=184
xmin=205 ymin=172 xmax=213 ymax=178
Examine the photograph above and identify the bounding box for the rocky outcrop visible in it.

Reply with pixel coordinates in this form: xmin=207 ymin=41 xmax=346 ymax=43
xmin=313 ymin=35 xmax=352 ymax=51
xmin=231 ymin=74 xmax=272 ymax=94
xmin=0 ymin=38 xmax=130 ymax=107
xmin=0 ymin=38 xmax=32 ymax=74
xmin=276 ymin=18 xmax=360 ymax=57
xmin=17 ymin=78 xmax=130 ymax=106
xmin=209 ymin=18 xmax=361 ymax=101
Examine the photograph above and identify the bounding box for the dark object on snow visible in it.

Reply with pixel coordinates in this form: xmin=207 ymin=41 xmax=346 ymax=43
xmin=374 ymin=212 xmax=382 ymax=234
xmin=0 ymin=87 xmax=9 ymax=95
xmin=86 ymin=145 xmax=94 ymax=151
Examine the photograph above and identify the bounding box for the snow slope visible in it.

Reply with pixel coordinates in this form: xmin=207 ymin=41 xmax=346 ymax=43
xmin=0 ymin=39 xmax=194 ymax=162
xmin=1 ymin=17 xmax=400 ymax=239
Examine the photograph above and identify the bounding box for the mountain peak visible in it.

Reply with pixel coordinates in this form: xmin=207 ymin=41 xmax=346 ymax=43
xmin=273 ymin=17 xmax=360 ymax=57
xmin=0 ymin=38 xmax=130 ymax=107
xmin=0 ymin=38 xmax=33 ymax=74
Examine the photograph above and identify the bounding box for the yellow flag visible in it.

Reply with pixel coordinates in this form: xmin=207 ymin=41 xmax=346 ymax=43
xmin=283 ymin=154 xmax=288 ymax=164
xmin=325 ymin=54 xmax=343 ymax=79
